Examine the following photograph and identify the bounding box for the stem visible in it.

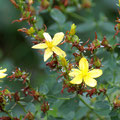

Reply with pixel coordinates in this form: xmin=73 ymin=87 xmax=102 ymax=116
xmin=17 ymin=101 xmax=27 ymax=113
xmin=66 ymin=12 xmax=86 ymax=22
xmin=47 ymin=95 xmax=70 ymax=100
xmin=4 ymin=110 xmax=14 ymax=120
xmin=105 ymin=93 xmax=113 ymax=107
xmin=78 ymin=95 xmax=104 ymax=120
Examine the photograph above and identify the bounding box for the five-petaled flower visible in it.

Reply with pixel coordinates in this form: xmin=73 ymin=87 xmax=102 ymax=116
xmin=69 ymin=57 xmax=102 ymax=87
xmin=32 ymin=32 xmax=66 ymax=61
xmin=0 ymin=68 xmax=7 ymax=79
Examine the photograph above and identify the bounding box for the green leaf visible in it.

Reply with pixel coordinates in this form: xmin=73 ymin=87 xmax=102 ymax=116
xmin=109 ymin=109 xmax=119 ymax=120
xmin=58 ymin=98 xmax=79 ymax=117
xmin=50 ymin=8 xmax=66 ymax=24
xmin=75 ymin=107 xmax=89 ymax=119
xmin=98 ymin=22 xmax=115 ymax=33
xmin=39 ymin=84 xmax=49 ymax=94
xmin=25 ymin=102 xmax=36 ymax=114
xmin=76 ymin=21 xmax=96 ymax=33
xmin=94 ymin=101 xmax=110 ymax=116
xmin=35 ymin=16 xmax=44 ymax=29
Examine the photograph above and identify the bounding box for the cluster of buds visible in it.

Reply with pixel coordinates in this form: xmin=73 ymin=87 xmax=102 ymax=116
xmin=61 ymin=81 xmax=106 ymax=98
xmin=90 ymin=56 xmax=102 ymax=68
xmin=41 ymin=101 xmax=49 ymax=113
xmin=0 ymin=89 xmax=11 ymax=111
xmin=18 ymin=27 xmax=35 ymax=36
xmin=13 ymin=92 xmax=20 ymax=102
xmin=40 ymin=0 xmax=50 ymax=10
xmin=101 ymin=36 xmax=113 ymax=51
xmin=8 ymin=68 xmax=30 ymax=84
xmin=11 ymin=0 xmax=36 ymax=24
xmin=23 ymin=111 xmax=34 ymax=120
xmin=81 ymin=0 xmax=92 ymax=8
xmin=113 ymin=95 xmax=120 ymax=109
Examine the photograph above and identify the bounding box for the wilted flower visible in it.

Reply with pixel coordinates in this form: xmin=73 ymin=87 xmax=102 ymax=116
xmin=32 ymin=32 xmax=66 ymax=61
xmin=69 ymin=57 xmax=102 ymax=87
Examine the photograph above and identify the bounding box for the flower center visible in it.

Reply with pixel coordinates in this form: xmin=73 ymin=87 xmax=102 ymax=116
xmin=46 ymin=41 xmax=53 ymax=49
xmin=82 ymin=71 xmax=88 ymax=78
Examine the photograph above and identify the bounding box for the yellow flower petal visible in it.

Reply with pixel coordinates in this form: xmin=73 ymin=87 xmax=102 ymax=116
xmin=84 ymin=76 xmax=97 ymax=87
xmin=0 ymin=73 xmax=7 ymax=78
xmin=0 ymin=68 xmax=7 ymax=73
xmin=32 ymin=43 xmax=48 ymax=49
xmin=70 ymin=75 xmax=82 ymax=84
xmin=79 ymin=57 xmax=89 ymax=73
xmin=88 ymin=69 xmax=102 ymax=78
xmin=52 ymin=32 xmax=64 ymax=46
xmin=52 ymin=46 xmax=66 ymax=57
xmin=44 ymin=48 xmax=53 ymax=61
xmin=69 ymin=69 xmax=81 ymax=77
xmin=43 ymin=32 xmax=52 ymax=42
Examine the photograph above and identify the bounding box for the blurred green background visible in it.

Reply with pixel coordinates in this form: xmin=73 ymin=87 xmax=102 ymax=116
xmin=0 ymin=0 xmax=120 ymax=119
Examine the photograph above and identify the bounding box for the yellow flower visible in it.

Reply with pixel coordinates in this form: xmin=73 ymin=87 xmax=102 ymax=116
xmin=32 ymin=32 xmax=66 ymax=61
xmin=0 ymin=68 xmax=7 ymax=79
xmin=69 ymin=57 xmax=102 ymax=87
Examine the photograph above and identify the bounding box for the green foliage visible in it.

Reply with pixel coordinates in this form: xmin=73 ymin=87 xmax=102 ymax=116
xmin=0 ymin=0 xmax=120 ymax=120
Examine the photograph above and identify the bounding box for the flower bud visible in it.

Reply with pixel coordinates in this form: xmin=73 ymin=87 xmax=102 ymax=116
xmin=41 ymin=102 xmax=49 ymax=113
xmin=72 ymin=35 xmax=79 ymax=43
xmin=117 ymin=23 xmax=120 ymax=30
xmin=38 ymin=30 xmax=44 ymax=39
xmin=101 ymin=37 xmax=109 ymax=46
xmin=41 ymin=0 xmax=50 ymax=8
xmin=82 ymin=0 xmax=92 ymax=8
xmin=25 ymin=112 xmax=34 ymax=120
xmin=73 ymin=53 xmax=82 ymax=63
xmin=28 ymin=0 xmax=33 ymax=5
xmin=93 ymin=56 xmax=101 ymax=68
xmin=27 ymin=27 xmax=35 ymax=35
xmin=70 ymin=24 xmax=76 ymax=35
xmin=59 ymin=56 xmax=67 ymax=67
xmin=92 ymin=39 xmax=100 ymax=47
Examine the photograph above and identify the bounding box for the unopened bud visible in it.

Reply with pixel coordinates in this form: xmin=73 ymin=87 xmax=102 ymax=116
xmin=101 ymin=37 xmax=109 ymax=46
xmin=70 ymin=24 xmax=76 ymax=35
xmin=93 ymin=56 xmax=101 ymax=68
xmin=92 ymin=39 xmax=100 ymax=47
xmin=27 ymin=27 xmax=35 ymax=35
xmin=72 ymin=35 xmax=79 ymax=43
xmin=59 ymin=56 xmax=67 ymax=67
xmin=41 ymin=0 xmax=50 ymax=8
xmin=82 ymin=0 xmax=92 ymax=8
xmin=38 ymin=30 xmax=44 ymax=39
xmin=117 ymin=23 xmax=120 ymax=30
xmin=28 ymin=0 xmax=33 ymax=5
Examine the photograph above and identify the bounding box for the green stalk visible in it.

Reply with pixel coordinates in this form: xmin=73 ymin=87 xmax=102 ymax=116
xmin=66 ymin=12 xmax=86 ymax=22
xmin=17 ymin=101 xmax=27 ymax=113
xmin=105 ymin=93 xmax=113 ymax=107
xmin=4 ymin=110 xmax=14 ymax=120
xmin=78 ymin=95 xmax=104 ymax=120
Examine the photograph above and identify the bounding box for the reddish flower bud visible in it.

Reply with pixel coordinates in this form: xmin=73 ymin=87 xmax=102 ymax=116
xmin=41 ymin=101 xmax=49 ymax=113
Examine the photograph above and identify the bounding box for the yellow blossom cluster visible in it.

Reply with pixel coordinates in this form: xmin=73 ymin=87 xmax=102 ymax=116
xmin=32 ymin=31 xmax=103 ymax=87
